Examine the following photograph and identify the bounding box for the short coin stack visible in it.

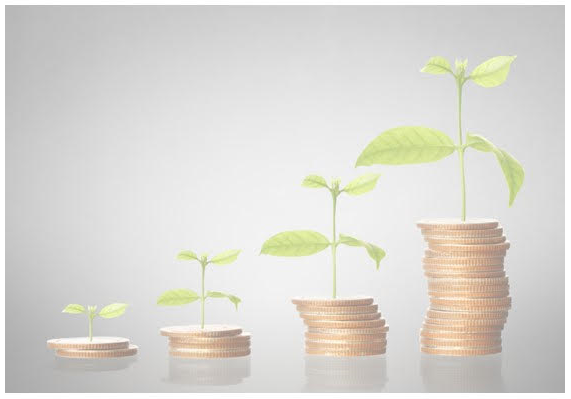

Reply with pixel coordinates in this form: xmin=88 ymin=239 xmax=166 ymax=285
xmin=418 ymin=218 xmax=511 ymax=356
xmin=293 ymin=297 xmax=388 ymax=357
xmin=160 ymin=325 xmax=251 ymax=358
xmin=46 ymin=337 xmax=138 ymax=359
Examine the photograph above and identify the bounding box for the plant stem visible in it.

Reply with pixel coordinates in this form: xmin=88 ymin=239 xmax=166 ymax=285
xmin=457 ymin=79 xmax=467 ymax=221
xmin=201 ymin=263 xmax=206 ymax=329
xmin=331 ymin=193 xmax=338 ymax=299
xmin=88 ymin=314 xmax=93 ymax=342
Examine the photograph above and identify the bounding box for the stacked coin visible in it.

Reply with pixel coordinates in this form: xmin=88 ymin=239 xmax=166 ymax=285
xmin=293 ymin=297 xmax=388 ymax=357
xmin=46 ymin=337 xmax=138 ymax=359
xmin=417 ymin=218 xmax=511 ymax=356
xmin=160 ymin=325 xmax=251 ymax=358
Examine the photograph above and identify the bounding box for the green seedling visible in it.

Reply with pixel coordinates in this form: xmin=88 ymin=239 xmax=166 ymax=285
xmin=157 ymin=249 xmax=242 ymax=329
xmin=261 ymin=174 xmax=386 ymax=298
xmin=356 ymin=56 xmax=524 ymax=221
xmin=62 ymin=303 xmax=129 ymax=342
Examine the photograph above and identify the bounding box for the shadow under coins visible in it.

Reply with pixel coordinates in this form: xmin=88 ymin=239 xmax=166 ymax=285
xmin=420 ymin=353 xmax=505 ymax=393
xmin=53 ymin=355 xmax=138 ymax=373
xmin=304 ymin=355 xmax=388 ymax=392
xmin=164 ymin=356 xmax=251 ymax=386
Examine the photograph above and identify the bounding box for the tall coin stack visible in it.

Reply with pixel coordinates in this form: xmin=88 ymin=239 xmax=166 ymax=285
xmin=417 ymin=219 xmax=511 ymax=356
xmin=293 ymin=297 xmax=389 ymax=357
xmin=160 ymin=325 xmax=251 ymax=358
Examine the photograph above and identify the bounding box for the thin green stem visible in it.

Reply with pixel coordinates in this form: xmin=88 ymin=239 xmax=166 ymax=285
xmin=201 ymin=263 xmax=206 ymax=329
xmin=457 ymin=79 xmax=467 ymax=221
xmin=88 ymin=314 xmax=93 ymax=342
xmin=331 ymin=192 xmax=338 ymax=299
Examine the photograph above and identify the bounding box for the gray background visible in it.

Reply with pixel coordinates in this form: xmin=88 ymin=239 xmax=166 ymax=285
xmin=6 ymin=5 xmax=564 ymax=393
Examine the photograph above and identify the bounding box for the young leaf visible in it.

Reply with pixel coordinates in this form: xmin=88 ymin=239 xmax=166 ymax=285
xmin=157 ymin=289 xmax=200 ymax=306
xmin=466 ymin=133 xmax=525 ymax=206
xmin=62 ymin=304 xmax=86 ymax=314
xmin=177 ymin=250 xmax=199 ymax=262
xmin=420 ymin=56 xmax=453 ymax=75
xmin=469 ymin=56 xmax=517 ymax=88
xmin=343 ymin=173 xmax=381 ymax=196
xmin=338 ymin=234 xmax=386 ymax=270
xmin=206 ymin=291 xmax=242 ymax=310
xmin=261 ymin=230 xmax=330 ymax=256
xmin=98 ymin=303 xmax=129 ymax=319
xmin=210 ymin=249 xmax=241 ymax=265
xmin=302 ymin=175 xmax=329 ymax=189
xmin=355 ymin=126 xmax=456 ymax=166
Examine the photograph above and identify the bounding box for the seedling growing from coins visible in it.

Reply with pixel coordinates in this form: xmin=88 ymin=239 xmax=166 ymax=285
xmin=356 ymin=56 xmax=524 ymax=221
xmin=157 ymin=250 xmax=242 ymax=329
xmin=62 ymin=303 xmax=129 ymax=342
xmin=261 ymin=174 xmax=386 ymax=298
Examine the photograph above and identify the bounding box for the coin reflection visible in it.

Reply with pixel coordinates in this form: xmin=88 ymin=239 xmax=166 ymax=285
xmin=166 ymin=356 xmax=251 ymax=386
xmin=53 ymin=355 xmax=138 ymax=372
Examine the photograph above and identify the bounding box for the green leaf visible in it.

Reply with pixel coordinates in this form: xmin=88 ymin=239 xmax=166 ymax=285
xmin=355 ymin=126 xmax=456 ymax=166
xmin=177 ymin=250 xmax=199 ymax=261
xmin=420 ymin=56 xmax=453 ymax=75
xmin=302 ymin=175 xmax=329 ymax=189
xmin=157 ymin=289 xmax=200 ymax=306
xmin=469 ymin=56 xmax=517 ymax=87
xmin=338 ymin=234 xmax=386 ymax=270
xmin=261 ymin=230 xmax=330 ymax=256
xmin=466 ymin=133 xmax=525 ymax=206
xmin=62 ymin=304 xmax=86 ymax=314
xmin=206 ymin=291 xmax=242 ymax=310
xmin=210 ymin=249 xmax=241 ymax=265
xmin=343 ymin=173 xmax=381 ymax=196
xmin=98 ymin=303 xmax=129 ymax=319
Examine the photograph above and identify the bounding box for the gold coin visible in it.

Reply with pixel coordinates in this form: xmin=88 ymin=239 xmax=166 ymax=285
xmin=427 ymin=276 xmax=509 ymax=286
xmin=428 ymin=242 xmax=510 ymax=253
xmin=430 ymin=297 xmax=511 ymax=307
xmin=425 ymin=249 xmax=507 ymax=258
xmin=425 ymin=270 xmax=506 ymax=279
xmin=424 ymin=265 xmax=505 ymax=274
xmin=296 ymin=304 xmax=378 ymax=314
xmin=292 ymin=296 xmax=374 ymax=307
xmin=426 ymin=309 xmax=508 ymax=320
xmin=422 ymin=322 xmax=503 ymax=333
xmin=308 ymin=326 xmax=389 ymax=335
xmin=47 ymin=337 xmax=129 ymax=350
xmin=420 ymin=329 xmax=502 ymax=340
xmin=299 ymin=312 xmax=381 ymax=321
xmin=424 ymin=317 xmax=506 ymax=327
xmin=427 ymin=283 xmax=509 ymax=292
xmin=421 ymin=337 xmax=502 ymax=348
xmin=305 ymin=347 xmax=386 ymax=357
xmin=305 ymin=339 xmax=387 ymax=349
xmin=304 ymin=319 xmax=386 ymax=329
xmin=160 ymin=325 xmax=242 ymax=338
xmin=417 ymin=218 xmax=499 ymax=230
xmin=423 ymin=256 xmax=504 ymax=266
xmin=425 ymin=236 xmax=506 ymax=245
xmin=167 ymin=332 xmax=251 ymax=344
xmin=428 ymin=290 xmax=510 ymax=298
xmin=421 ymin=345 xmax=501 ymax=356
xmin=421 ymin=227 xmax=503 ymax=238
xmin=169 ymin=347 xmax=250 ymax=358
xmin=169 ymin=340 xmax=250 ymax=350
xmin=305 ymin=331 xmax=387 ymax=341
xmin=56 ymin=344 xmax=138 ymax=359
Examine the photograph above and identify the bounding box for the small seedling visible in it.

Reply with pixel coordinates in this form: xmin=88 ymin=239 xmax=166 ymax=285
xmin=157 ymin=250 xmax=242 ymax=329
xmin=62 ymin=303 xmax=129 ymax=342
xmin=356 ymin=56 xmax=524 ymax=221
xmin=261 ymin=174 xmax=386 ymax=298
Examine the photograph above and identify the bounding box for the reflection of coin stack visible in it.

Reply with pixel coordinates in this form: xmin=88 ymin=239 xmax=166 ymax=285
xmin=46 ymin=337 xmax=138 ymax=358
xmin=293 ymin=297 xmax=389 ymax=357
xmin=417 ymin=219 xmax=511 ymax=356
xmin=160 ymin=325 xmax=251 ymax=358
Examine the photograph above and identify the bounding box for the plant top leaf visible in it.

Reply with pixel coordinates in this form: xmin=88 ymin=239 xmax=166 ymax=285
xmin=420 ymin=56 xmax=452 ymax=75
xmin=302 ymin=175 xmax=329 ymax=189
xmin=177 ymin=250 xmax=199 ymax=262
xmin=261 ymin=230 xmax=330 ymax=257
xmin=157 ymin=289 xmax=200 ymax=306
xmin=210 ymin=249 xmax=241 ymax=265
xmin=62 ymin=304 xmax=86 ymax=314
xmin=98 ymin=303 xmax=129 ymax=319
xmin=466 ymin=133 xmax=524 ymax=206
xmin=338 ymin=234 xmax=386 ymax=270
xmin=207 ymin=291 xmax=242 ymax=310
xmin=469 ymin=56 xmax=517 ymax=87
xmin=343 ymin=173 xmax=381 ymax=196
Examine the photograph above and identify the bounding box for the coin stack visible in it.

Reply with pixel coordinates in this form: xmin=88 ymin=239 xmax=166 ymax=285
xmin=160 ymin=325 xmax=251 ymax=358
xmin=417 ymin=218 xmax=511 ymax=356
xmin=46 ymin=336 xmax=138 ymax=358
xmin=293 ymin=297 xmax=388 ymax=357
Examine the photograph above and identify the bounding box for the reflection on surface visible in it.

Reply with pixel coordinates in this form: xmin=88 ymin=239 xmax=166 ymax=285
xmin=304 ymin=355 xmax=388 ymax=392
xmin=53 ymin=356 xmax=138 ymax=372
xmin=165 ymin=356 xmax=251 ymax=386
xmin=420 ymin=353 xmax=505 ymax=392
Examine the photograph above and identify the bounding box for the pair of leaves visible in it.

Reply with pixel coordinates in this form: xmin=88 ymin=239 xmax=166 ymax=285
xmin=177 ymin=249 xmax=241 ymax=266
xmin=260 ymin=230 xmax=385 ymax=269
xmin=302 ymin=174 xmax=381 ymax=196
xmin=62 ymin=303 xmax=129 ymax=319
xmin=156 ymin=289 xmax=240 ymax=309
xmin=421 ymin=55 xmax=517 ymax=87
xmin=356 ymin=126 xmax=524 ymax=206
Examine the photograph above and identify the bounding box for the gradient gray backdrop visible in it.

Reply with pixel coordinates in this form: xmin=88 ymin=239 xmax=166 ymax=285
xmin=6 ymin=5 xmax=564 ymax=392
